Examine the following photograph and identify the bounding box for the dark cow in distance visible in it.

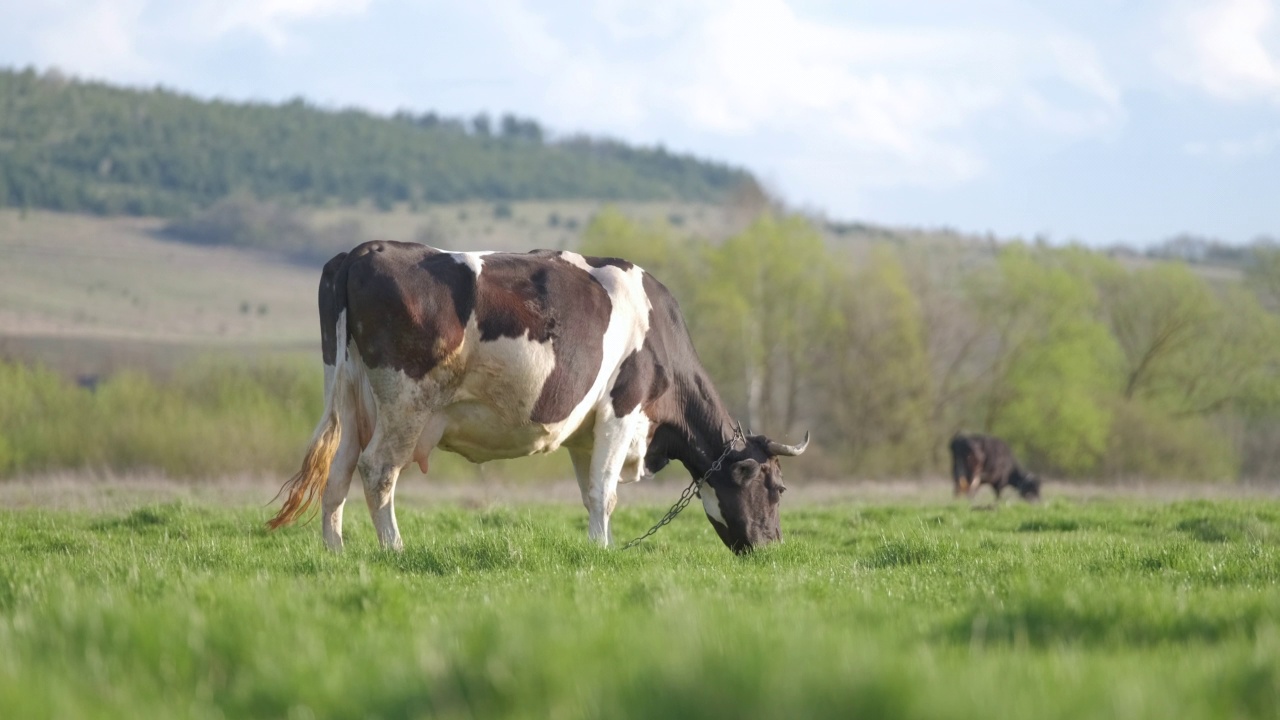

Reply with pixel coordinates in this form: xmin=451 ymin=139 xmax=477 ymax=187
xmin=949 ymin=433 xmax=1040 ymax=502
xmin=269 ymin=241 xmax=809 ymax=554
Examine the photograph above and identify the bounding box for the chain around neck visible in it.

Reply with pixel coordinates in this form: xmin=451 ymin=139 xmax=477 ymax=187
xmin=619 ymin=421 xmax=745 ymax=550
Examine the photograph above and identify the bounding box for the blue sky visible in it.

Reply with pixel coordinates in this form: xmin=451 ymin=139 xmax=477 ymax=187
xmin=1 ymin=0 xmax=1278 ymax=246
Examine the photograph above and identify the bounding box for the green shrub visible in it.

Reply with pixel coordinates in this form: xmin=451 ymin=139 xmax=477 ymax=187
xmin=1100 ymin=400 xmax=1237 ymax=481
xmin=0 ymin=359 xmax=323 ymax=478
xmin=0 ymin=358 xmax=576 ymax=481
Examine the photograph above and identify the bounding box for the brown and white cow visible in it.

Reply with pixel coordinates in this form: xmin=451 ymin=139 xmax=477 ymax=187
xmin=268 ymin=241 xmax=808 ymax=554
xmin=949 ymin=433 xmax=1041 ymax=502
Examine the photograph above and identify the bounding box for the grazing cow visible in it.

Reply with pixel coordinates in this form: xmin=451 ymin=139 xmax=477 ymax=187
xmin=949 ymin=433 xmax=1041 ymax=501
xmin=269 ymin=241 xmax=808 ymax=554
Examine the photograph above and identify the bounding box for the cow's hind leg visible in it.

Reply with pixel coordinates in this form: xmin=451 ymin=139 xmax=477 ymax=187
xmin=321 ymin=430 xmax=361 ymax=551
xmin=357 ymin=404 xmax=426 ymax=552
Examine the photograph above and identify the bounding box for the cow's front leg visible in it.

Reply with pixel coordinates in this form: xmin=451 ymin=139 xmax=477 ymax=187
xmin=968 ymin=478 xmax=986 ymax=500
xmin=586 ymin=464 xmax=620 ymax=548
xmin=952 ymin=458 xmax=969 ymax=497
xmin=584 ymin=412 xmax=645 ymax=546
xmin=569 ymin=447 xmax=593 ymax=514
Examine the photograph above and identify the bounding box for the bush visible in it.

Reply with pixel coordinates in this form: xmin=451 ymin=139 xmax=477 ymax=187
xmin=0 ymin=359 xmax=323 ymax=478
xmin=0 ymin=358 xmax=571 ymax=482
xmin=1100 ymin=400 xmax=1236 ymax=481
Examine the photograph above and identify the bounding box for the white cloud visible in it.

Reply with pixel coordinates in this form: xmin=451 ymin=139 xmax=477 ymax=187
xmin=191 ymin=0 xmax=372 ymax=48
xmin=18 ymin=0 xmax=373 ymax=76
xmin=1184 ymin=127 xmax=1280 ymax=158
xmin=590 ymin=0 xmax=691 ymax=40
xmin=32 ymin=0 xmax=152 ymax=79
xmin=490 ymin=0 xmax=1124 ymax=192
xmin=1160 ymin=0 xmax=1280 ymax=102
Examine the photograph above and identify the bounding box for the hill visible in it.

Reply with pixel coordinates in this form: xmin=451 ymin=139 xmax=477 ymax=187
xmin=0 ymin=210 xmax=316 ymax=344
xmin=0 ymin=67 xmax=756 ymax=217
xmin=0 ymin=200 xmax=744 ymax=373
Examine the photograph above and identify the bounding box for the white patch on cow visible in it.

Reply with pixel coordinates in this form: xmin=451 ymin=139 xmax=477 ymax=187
xmin=436 ymin=319 xmax=563 ymax=461
xmin=343 ymin=343 xmax=379 ymax=448
xmin=701 ymin=484 xmax=728 ymax=527
xmin=323 ymin=307 xmax=343 ymax=397
xmin=333 ymin=307 xmax=348 ymax=362
xmin=450 ymin=251 xmax=491 ymax=277
xmin=557 ymin=251 xmax=594 ymax=274
xmin=618 ymin=409 xmax=652 ymax=483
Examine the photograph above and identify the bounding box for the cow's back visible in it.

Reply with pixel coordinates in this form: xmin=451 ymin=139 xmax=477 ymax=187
xmin=951 ymin=433 xmax=1018 ymax=478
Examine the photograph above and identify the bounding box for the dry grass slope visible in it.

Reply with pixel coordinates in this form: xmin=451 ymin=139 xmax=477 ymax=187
xmin=0 ymin=209 xmax=318 ymax=344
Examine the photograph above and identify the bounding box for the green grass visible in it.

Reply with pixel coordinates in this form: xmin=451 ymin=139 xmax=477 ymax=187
xmin=1 ymin=498 xmax=1278 ymax=719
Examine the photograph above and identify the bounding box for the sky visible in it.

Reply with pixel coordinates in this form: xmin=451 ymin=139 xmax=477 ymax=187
xmin=1 ymin=0 xmax=1278 ymax=246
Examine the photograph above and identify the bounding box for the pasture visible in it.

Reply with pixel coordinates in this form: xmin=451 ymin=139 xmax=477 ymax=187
xmin=2 ymin=491 xmax=1277 ymax=719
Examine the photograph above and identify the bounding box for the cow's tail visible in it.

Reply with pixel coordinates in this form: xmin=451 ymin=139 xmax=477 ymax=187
xmin=267 ymin=293 xmax=349 ymax=531
xmin=267 ymin=395 xmax=341 ymax=529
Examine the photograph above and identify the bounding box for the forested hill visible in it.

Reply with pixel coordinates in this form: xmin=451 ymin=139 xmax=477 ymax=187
xmin=0 ymin=67 xmax=756 ymax=217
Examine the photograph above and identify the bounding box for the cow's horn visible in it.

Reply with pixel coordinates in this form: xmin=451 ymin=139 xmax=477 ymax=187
xmin=766 ymin=432 xmax=810 ymax=456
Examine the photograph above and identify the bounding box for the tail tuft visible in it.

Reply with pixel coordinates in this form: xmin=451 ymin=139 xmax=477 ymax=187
xmin=267 ymin=416 xmax=341 ymax=530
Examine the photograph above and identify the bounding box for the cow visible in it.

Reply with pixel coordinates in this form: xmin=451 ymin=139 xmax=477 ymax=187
xmin=268 ymin=241 xmax=809 ymax=554
xmin=948 ymin=433 xmax=1041 ymax=502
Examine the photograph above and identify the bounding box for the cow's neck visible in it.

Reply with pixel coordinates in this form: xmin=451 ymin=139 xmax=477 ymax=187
xmin=648 ymin=374 xmax=738 ymax=480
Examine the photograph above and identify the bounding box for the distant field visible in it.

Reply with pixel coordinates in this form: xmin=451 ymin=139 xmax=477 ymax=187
xmin=1 ymin=497 xmax=1277 ymax=719
xmin=309 ymin=198 xmax=742 ymax=252
xmin=0 ymin=203 xmax=735 ymax=374
xmin=0 ymin=209 xmax=317 ymax=346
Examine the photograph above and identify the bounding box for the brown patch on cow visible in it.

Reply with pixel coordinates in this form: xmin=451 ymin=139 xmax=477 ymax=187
xmin=585 ymin=255 xmax=635 ymax=271
xmin=610 ymin=309 xmax=671 ymax=418
xmin=474 ymin=253 xmax=612 ymax=424
xmin=610 ymin=347 xmax=671 ymax=418
xmin=339 ymin=241 xmax=474 ymax=380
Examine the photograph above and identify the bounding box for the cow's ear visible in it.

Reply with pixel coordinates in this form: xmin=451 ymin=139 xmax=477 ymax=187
xmin=731 ymin=459 xmax=760 ymax=486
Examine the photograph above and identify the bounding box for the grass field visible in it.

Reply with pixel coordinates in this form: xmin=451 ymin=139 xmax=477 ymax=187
xmin=2 ymin=495 xmax=1277 ymax=719
xmin=0 ymin=202 xmax=732 ymax=350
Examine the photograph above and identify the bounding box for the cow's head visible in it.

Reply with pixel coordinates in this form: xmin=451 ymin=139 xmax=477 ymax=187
xmin=1012 ymin=471 xmax=1041 ymax=502
xmin=700 ymin=432 xmax=809 ymax=554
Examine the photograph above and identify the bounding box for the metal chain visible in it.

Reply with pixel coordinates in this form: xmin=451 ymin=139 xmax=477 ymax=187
xmin=619 ymin=423 xmax=745 ymax=551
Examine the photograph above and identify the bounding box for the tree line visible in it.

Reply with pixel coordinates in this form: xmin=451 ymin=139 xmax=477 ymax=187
xmin=581 ymin=208 xmax=1280 ymax=482
xmin=0 ymin=67 xmax=755 ymax=218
